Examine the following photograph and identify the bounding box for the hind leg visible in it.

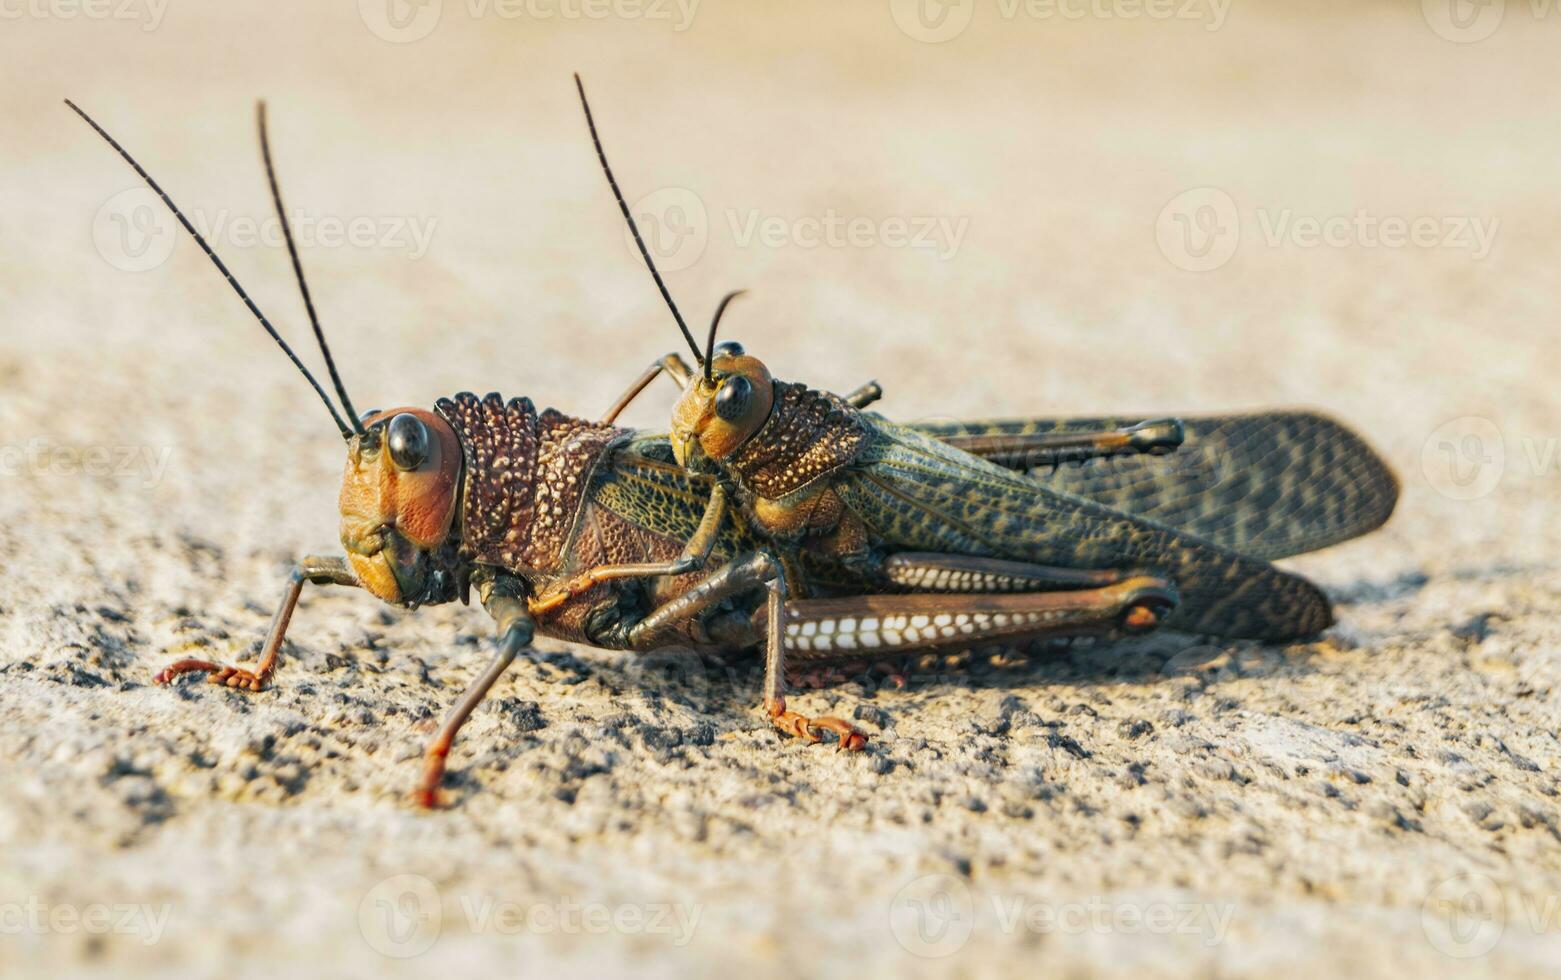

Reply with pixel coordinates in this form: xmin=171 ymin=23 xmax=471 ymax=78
xmin=775 ymin=576 xmax=1178 ymax=662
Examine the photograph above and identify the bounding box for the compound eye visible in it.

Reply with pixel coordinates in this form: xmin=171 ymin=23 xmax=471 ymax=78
xmin=386 ymin=413 xmax=430 ymax=471
xmin=714 ymin=375 xmax=753 ymax=422
xmin=712 ymin=340 xmax=745 ymax=359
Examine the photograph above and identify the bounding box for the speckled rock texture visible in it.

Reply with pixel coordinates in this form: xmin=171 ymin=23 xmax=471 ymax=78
xmin=2 ymin=4 xmax=1558 ymax=977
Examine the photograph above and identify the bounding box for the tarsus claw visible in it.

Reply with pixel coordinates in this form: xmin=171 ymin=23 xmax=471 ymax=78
xmin=154 ymin=660 xmax=268 ymax=692
xmin=769 ymin=706 xmax=868 ymax=752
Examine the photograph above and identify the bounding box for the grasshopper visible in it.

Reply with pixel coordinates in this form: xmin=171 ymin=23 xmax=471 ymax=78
xmin=66 ymin=90 xmax=1185 ymax=807
xmin=66 ymin=78 xmax=1395 ymax=808
xmin=572 ymin=83 xmax=1400 ymax=697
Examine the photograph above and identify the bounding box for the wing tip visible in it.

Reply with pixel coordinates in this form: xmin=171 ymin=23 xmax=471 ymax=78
xmin=1278 ymin=408 xmax=1403 ymax=547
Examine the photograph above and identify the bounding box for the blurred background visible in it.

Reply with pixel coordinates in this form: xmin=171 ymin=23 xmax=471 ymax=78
xmin=1 ymin=2 xmax=1558 ymax=977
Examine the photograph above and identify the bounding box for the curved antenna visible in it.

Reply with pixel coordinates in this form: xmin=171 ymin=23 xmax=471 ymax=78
xmin=573 ymin=73 xmax=704 ymax=365
xmin=702 ymin=289 xmax=746 ymax=383
xmin=65 ymin=99 xmax=355 ymax=440
xmin=256 ymin=101 xmax=365 ymax=435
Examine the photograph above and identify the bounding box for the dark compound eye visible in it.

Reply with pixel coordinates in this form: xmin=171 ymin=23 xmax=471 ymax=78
xmin=387 ymin=413 xmax=430 ymax=471
xmin=714 ymin=375 xmax=753 ymax=422
xmin=712 ymin=340 xmax=745 ymax=359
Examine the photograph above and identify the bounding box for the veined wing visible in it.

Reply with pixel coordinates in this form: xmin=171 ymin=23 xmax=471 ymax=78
xmin=904 ymin=412 xmax=1398 ymax=560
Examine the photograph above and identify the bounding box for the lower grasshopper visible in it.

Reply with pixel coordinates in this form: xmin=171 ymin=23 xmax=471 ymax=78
xmin=67 ymin=93 xmax=1191 ymax=806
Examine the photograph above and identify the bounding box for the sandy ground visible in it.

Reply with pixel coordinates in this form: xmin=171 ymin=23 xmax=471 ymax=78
xmin=1 ymin=1 xmax=1559 ymax=976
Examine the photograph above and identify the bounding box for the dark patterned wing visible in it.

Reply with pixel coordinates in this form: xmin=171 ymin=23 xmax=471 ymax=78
xmin=905 ymin=412 xmax=1398 ymax=560
xmin=837 ymin=422 xmax=1334 ymax=641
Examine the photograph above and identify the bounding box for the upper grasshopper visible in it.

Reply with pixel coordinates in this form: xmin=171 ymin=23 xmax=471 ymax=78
xmin=580 ymin=84 xmax=1400 ymax=690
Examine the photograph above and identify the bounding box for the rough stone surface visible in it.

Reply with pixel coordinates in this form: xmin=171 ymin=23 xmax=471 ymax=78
xmin=2 ymin=4 xmax=1558 ymax=977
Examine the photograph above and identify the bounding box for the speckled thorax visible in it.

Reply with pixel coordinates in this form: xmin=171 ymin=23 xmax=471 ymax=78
xmin=727 ymin=381 xmax=870 ymax=500
xmin=434 ymin=391 xmax=628 ymax=576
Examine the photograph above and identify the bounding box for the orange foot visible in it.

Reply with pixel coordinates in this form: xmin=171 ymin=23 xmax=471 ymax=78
xmin=769 ymin=702 xmax=869 ymax=752
xmin=154 ymin=659 xmax=268 ymax=692
xmin=413 ymin=748 xmax=451 ymax=810
xmin=412 ymin=787 xmax=442 ymax=810
xmin=871 ymin=660 xmax=909 ymax=690
xmin=1120 ymin=595 xmax=1175 ymax=635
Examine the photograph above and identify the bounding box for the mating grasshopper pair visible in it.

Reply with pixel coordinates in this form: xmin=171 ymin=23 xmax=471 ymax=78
xmin=68 ymin=77 xmax=1398 ymax=807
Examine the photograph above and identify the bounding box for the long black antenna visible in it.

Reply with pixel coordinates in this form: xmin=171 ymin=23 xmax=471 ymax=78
xmin=65 ymin=99 xmax=355 ymax=440
xmin=573 ymin=73 xmax=704 ymax=366
xmin=703 ymin=289 xmax=745 ymax=382
xmin=256 ymin=101 xmax=366 ymax=435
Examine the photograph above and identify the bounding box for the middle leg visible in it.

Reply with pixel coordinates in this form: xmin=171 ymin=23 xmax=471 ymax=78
xmin=628 ymin=551 xmax=867 ymax=750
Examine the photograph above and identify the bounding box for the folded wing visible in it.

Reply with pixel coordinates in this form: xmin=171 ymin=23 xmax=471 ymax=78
xmin=905 ymin=411 xmax=1398 ymax=560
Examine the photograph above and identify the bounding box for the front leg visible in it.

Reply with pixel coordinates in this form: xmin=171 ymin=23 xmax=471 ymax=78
xmin=528 ymin=484 xmax=728 ymax=616
xmin=154 ymin=555 xmax=356 ymax=692
xmin=416 ymin=590 xmax=534 ymax=809
xmin=598 ymin=353 xmax=696 ymax=424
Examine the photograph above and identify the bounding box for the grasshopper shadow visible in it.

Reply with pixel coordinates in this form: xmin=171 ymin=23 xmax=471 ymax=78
xmin=580 ymin=631 xmax=1326 ymax=722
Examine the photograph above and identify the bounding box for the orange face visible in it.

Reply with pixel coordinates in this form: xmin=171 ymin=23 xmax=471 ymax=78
xmin=670 ymin=352 xmax=775 ymax=468
xmin=338 ymin=408 xmax=463 ymax=604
